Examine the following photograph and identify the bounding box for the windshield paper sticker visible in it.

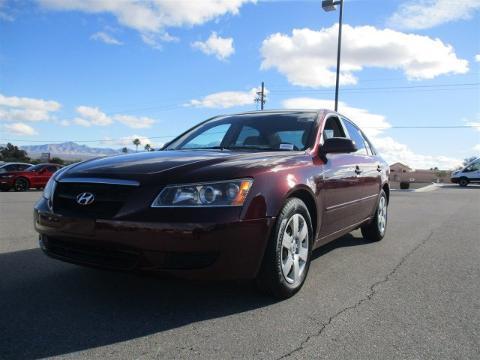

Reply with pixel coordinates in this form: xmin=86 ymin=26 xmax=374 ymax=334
xmin=279 ymin=143 xmax=294 ymax=150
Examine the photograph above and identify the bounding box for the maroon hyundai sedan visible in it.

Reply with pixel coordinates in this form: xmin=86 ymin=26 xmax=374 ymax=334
xmin=34 ymin=110 xmax=389 ymax=298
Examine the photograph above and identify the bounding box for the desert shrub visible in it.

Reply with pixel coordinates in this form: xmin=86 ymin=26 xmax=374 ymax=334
xmin=400 ymin=181 xmax=410 ymax=190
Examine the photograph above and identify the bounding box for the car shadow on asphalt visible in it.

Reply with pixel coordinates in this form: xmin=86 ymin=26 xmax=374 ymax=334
xmin=312 ymin=233 xmax=369 ymax=260
xmin=0 ymin=233 xmax=367 ymax=359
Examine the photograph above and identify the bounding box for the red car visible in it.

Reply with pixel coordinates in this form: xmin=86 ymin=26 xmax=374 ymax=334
xmin=0 ymin=163 xmax=62 ymax=191
xmin=35 ymin=110 xmax=389 ymax=298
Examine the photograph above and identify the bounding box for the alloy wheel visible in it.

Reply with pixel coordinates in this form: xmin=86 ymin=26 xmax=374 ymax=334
xmin=15 ymin=179 xmax=28 ymax=192
xmin=280 ymin=213 xmax=309 ymax=285
xmin=377 ymin=196 xmax=387 ymax=235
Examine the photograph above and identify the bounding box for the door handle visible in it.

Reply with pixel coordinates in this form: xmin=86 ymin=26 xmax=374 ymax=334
xmin=355 ymin=166 xmax=362 ymax=175
xmin=377 ymin=165 xmax=382 ymax=172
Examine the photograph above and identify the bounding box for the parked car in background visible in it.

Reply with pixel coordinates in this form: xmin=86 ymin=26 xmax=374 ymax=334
xmin=0 ymin=163 xmax=62 ymax=192
xmin=34 ymin=110 xmax=389 ymax=298
xmin=451 ymin=158 xmax=480 ymax=187
xmin=0 ymin=162 xmax=33 ymax=173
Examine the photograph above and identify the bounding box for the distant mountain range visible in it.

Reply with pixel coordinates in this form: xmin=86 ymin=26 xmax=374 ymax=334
xmin=19 ymin=142 xmax=123 ymax=160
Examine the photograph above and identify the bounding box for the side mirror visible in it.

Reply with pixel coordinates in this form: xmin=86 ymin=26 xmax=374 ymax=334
xmin=320 ymin=137 xmax=357 ymax=155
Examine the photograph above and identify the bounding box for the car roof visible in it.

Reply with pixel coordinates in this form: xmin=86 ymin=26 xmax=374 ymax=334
xmin=225 ymin=109 xmax=328 ymax=117
xmin=0 ymin=162 xmax=32 ymax=166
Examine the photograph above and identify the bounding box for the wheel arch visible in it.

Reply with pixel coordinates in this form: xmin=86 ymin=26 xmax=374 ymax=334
xmin=285 ymin=186 xmax=318 ymax=239
xmin=382 ymin=182 xmax=390 ymax=204
xmin=15 ymin=176 xmax=30 ymax=188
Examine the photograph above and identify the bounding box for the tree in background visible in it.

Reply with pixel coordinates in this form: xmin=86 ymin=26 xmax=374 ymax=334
xmin=50 ymin=157 xmax=65 ymax=165
xmin=0 ymin=143 xmax=30 ymax=162
xmin=144 ymin=144 xmax=151 ymax=152
xmin=133 ymin=138 xmax=141 ymax=152
xmin=122 ymin=147 xmax=128 ymax=154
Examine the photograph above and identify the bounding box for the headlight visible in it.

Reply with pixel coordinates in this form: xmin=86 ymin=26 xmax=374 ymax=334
xmin=0 ymin=174 xmax=14 ymax=178
xmin=151 ymin=179 xmax=253 ymax=207
xmin=42 ymin=165 xmax=71 ymax=202
xmin=43 ymin=177 xmax=57 ymax=201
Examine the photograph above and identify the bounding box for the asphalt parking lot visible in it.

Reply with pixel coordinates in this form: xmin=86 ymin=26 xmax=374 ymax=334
xmin=0 ymin=185 xmax=479 ymax=359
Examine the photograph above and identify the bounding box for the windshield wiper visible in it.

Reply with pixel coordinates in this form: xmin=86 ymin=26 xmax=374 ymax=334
xmin=179 ymin=146 xmax=228 ymax=150
xmin=225 ymin=146 xmax=275 ymax=151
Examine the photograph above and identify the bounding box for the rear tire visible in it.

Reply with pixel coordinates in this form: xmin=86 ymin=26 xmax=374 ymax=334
xmin=459 ymin=177 xmax=469 ymax=187
xmin=361 ymin=190 xmax=388 ymax=242
xmin=14 ymin=178 xmax=29 ymax=192
xmin=256 ymin=198 xmax=313 ymax=299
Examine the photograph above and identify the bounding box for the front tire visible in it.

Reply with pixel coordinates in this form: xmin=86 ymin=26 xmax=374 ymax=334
xmin=361 ymin=190 xmax=388 ymax=242
xmin=14 ymin=178 xmax=29 ymax=192
xmin=256 ymin=198 xmax=313 ymax=299
xmin=459 ymin=177 xmax=469 ymax=187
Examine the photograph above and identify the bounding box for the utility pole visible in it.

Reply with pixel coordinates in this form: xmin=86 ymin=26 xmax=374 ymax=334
xmin=255 ymin=81 xmax=266 ymax=110
xmin=322 ymin=0 xmax=344 ymax=112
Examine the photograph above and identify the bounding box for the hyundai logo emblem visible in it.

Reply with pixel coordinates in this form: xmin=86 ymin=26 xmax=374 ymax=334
xmin=76 ymin=192 xmax=95 ymax=206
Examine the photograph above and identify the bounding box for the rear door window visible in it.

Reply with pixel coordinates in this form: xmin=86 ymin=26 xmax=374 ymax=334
xmin=342 ymin=119 xmax=368 ymax=156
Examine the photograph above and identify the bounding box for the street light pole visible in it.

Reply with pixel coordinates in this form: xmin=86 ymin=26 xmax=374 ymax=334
xmin=322 ymin=0 xmax=344 ymax=112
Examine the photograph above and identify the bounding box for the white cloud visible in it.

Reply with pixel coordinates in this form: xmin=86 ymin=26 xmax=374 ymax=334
xmin=283 ymin=98 xmax=390 ymax=137
xmin=473 ymin=144 xmax=480 ymax=152
xmin=465 ymin=113 xmax=480 ymax=132
xmin=91 ymin=31 xmax=123 ymax=45
xmin=0 ymin=0 xmax=13 ymax=21
xmin=3 ymin=122 xmax=38 ymax=136
xmin=388 ymin=0 xmax=480 ymax=30
xmin=192 ymin=32 xmax=235 ymax=60
xmin=73 ymin=106 xmax=156 ymax=128
xmin=373 ymin=136 xmax=461 ymax=170
xmin=140 ymin=32 xmax=179 ymax=49
xmin=467 ymin=121 xmax=480 ymax=132
xmin=0 ymin=93 xmax=61 ymax=122
xmin=261 ymin=24 xmax=469 ymax=88
xmin=186 ymin=87 xmax=265 ymax=108
xmin=113 ymin=114 xmax=155 ymax=129
xmin=476 ymin=54 xmax=480 ymax=62
xmin=282 ymin=97 xmax=461 ymax=169
xmin=38 ymin=0 xmax=255 ymax=47
xmin=73 ymin=117 xmax=92 ymax=127
xmin=75 ymin=105 xmax=112 ymax=126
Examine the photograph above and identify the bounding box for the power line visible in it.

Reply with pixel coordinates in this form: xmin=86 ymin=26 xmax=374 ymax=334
xmin=268 ymin=82 xmax=480 ymax=93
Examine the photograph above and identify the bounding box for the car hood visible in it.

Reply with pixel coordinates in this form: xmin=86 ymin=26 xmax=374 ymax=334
xmin=59 ymin=150 xmax=306 ymax=184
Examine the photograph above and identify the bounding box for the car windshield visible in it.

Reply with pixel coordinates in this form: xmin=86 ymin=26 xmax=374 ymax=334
xmin=25 ymin=164 xmax=44 ymax=172
xmin=166 ymin=112 xmax=317 ymax=151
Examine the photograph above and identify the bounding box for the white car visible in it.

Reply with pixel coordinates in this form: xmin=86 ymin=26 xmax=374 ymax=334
xmin=451 ymin=158 xmax=480 ymax=187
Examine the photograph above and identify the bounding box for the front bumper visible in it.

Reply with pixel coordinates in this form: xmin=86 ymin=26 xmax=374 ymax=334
xmin=34 ymin=200 xmax=275 ymax=280
xmin=450 ymin=177 xmax=459 ymax=183
xmin=0 ymin=178 xmax=14 ymax=188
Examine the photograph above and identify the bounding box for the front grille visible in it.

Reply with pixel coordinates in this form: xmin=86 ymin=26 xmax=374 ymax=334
xmin=53 ymin=182 xmax=135 ymax=219
xmin=43 ymin=237 xmax=139 ymax=270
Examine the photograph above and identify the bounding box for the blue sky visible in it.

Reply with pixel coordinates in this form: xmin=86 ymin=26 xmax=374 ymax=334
xmin=0 ymin=0 xmax=479 ymax=168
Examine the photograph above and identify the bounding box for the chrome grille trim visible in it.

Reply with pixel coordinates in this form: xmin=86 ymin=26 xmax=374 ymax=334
xmin=58 ymin=177 xmax=140 ymax=187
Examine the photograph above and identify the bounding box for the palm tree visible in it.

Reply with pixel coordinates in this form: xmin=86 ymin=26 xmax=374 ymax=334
xmin=133 ymin=138 xmax=141 ymax=152
xmin=144 ymin=144 xmax=151 ymax=152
